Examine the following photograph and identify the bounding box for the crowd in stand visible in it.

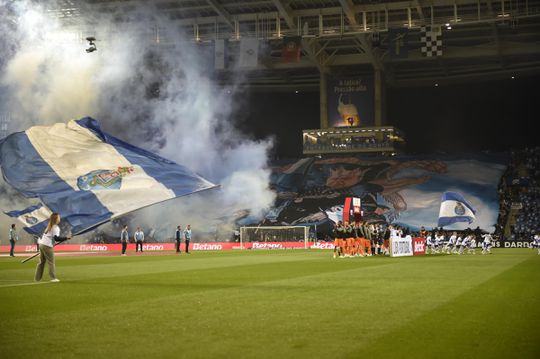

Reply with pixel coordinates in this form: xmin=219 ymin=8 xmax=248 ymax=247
xmin=513 ymin=181 xmax=540 ymax=238
xmin=497 ymin=147 xmax=540 ymax=240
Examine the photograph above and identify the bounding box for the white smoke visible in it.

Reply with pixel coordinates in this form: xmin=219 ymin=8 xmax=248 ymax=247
xmin=0 ymin=0 xmax=275 ymax=242
xmin=1 ymin=2 xmax=98 ymax=124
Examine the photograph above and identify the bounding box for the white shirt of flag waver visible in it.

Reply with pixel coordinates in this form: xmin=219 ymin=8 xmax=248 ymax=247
xmin=38 ymin=225 xmax=60 ymax=248
xmin=0 ymin=118 xmax=218 ymax=236
xmin=437 ymin=191 xmax=476 ymax=228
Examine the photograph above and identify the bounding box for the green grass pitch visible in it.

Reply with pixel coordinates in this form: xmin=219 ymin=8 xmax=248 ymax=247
xmin=1 ymin=249 xmax=539 ymax=358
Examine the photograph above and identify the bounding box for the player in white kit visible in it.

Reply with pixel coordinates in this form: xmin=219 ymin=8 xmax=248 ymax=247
xmin=482 ymin=233 xmax=493 ymax=254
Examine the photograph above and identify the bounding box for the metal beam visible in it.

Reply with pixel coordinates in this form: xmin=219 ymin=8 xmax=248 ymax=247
xmin=271 ymin=0 xmax=295 ymax=29
xmin=486 ymin=0 xmax=504 ymax=67
xmin=335 ymin=2 xmax=387 ymax=77
xmin=206 ymin=0 xmax=234 ymax=29
xmin=85 ymin=5 xmax=540 ymax=33
xmin=301 ymin=38 xmax=331 ymax=72
xmin=86 ymin=0 xmax=535 ymax=23
xmin=414 ymin=0 xmax=425 ymax=20
xmin=52 ymin=0 xmax=540 ymax=87
xmin=355 ymin=34 xmax=384 ymax=71
xmin=338 ymin=0 xmax=357 ymax=26
xmin=272 ymin=0 xmax=330 ymax=73
xmin=329 ymin=41 xmax=540 ymax=66
xmin=393 ymin=65 xmax=540 ymax=87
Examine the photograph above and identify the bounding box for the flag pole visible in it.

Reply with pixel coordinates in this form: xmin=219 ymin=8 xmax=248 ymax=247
xmin=20 ymin=239 xmax=70 ymax=264
xmin=21 ymin=250 xmax=42 ymax=263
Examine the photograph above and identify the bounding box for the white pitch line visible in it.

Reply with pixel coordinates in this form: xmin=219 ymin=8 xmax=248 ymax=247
xmin=0 ymin=281 xmax=52 ymax=288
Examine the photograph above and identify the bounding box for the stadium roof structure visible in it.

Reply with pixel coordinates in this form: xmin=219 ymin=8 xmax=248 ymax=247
xmin=49 ymin=0 xmax=540 ymax=90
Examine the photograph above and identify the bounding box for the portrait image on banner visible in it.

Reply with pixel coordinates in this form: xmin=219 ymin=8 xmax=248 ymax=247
xmin=327 ymin=76 xmax=374 ymax=127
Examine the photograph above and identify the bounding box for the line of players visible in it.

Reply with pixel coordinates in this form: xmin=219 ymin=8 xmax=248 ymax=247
xmin=425 ymin=231 xmax=494 ymax=255
xmin=332 ymin=221 xmax=389 ymax=258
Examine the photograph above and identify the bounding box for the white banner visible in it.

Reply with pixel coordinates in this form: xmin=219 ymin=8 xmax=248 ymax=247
xmin=238 ymin=38 xmax=258 ymax=68
xmin=390 ymin=236 xmax=413 ymax=257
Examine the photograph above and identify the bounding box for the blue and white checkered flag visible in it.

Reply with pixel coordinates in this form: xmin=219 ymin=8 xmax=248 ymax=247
xmin=438 ymin=191 xmax=476 ymax=227
xmin=0 ymin=117 xmax=218 ymax=235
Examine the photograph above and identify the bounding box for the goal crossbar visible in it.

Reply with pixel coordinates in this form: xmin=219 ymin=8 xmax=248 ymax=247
xmin=240 ymin=226 xmax=310 ymax=249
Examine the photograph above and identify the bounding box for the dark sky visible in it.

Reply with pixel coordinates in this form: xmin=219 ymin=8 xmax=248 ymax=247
xmin=240 ymin=74 xmax=538 ymax=158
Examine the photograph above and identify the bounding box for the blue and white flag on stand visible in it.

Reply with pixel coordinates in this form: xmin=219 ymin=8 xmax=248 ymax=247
xmin=0 ymin=117 xmax=218 ymax=235
xmin=437 ymin=191 xmax=476 ymax=227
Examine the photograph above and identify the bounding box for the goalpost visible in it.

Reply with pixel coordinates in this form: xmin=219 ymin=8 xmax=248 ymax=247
xmin=240 ymin=226 xmax=310 ymax=249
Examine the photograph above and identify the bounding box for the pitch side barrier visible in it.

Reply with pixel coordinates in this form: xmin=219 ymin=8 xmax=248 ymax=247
xmin=8 ymin=238 xmax=531 ymax=253
xmin=494 ymin=239 xmax=534 ymax=248
xmin=2 ymin=241 xmax=333 ymax=253
xmin=3 ymin=239 xmax=426 ymax=254
xmin=390 ymin=237 xmax=426 ymax=257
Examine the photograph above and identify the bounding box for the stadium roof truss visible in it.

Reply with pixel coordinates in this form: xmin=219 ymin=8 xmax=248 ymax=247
xmin=50 ymin=0 xmax=540 ymax=89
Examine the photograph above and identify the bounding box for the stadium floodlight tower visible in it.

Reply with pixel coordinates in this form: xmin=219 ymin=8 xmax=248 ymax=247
xmin=239 ymin=226 xmax=310 ymax=249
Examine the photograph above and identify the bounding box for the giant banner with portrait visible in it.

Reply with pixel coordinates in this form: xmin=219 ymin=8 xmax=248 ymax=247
xmin=259 ymin=153 xmax=508 ymax=234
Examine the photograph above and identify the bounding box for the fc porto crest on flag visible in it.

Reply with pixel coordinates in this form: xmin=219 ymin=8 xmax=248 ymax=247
xmin=24 ymin=215 xmax=39 ymax=225
xmin=454 ymin=202 xmax=466 ymax=216
xmin=77 ymin=166 xmax=134 ymax=191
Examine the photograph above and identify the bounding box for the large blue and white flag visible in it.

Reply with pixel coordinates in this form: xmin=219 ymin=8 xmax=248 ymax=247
xmin=0 ymin=117 xmax=218 ymax=235
xmin=437 ymin=191 xmax=476 ymax=227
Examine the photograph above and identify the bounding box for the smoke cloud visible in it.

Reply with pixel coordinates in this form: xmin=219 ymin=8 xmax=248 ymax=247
xmin=0 ymin=0 xmax=275 ymax=242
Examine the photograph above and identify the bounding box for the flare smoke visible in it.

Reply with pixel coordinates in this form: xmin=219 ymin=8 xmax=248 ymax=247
xmin=0 ymin=0 xmax=275 ymax=241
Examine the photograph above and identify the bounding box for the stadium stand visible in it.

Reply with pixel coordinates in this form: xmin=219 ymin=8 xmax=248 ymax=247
xmin=498 ymin=147 xmax=540 ymax=240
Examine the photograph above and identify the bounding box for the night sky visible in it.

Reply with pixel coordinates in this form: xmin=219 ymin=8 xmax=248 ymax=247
xmin=240 ymin=74 xmax=538 ymax=158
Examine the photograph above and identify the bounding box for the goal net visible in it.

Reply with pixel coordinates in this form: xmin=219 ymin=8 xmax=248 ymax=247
xmin=240 ymin=226 xmax=310 ymax=249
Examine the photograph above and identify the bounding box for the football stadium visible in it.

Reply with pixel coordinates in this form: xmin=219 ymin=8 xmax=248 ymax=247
xmin=0 ymin=1 xmax=539 ymax=358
